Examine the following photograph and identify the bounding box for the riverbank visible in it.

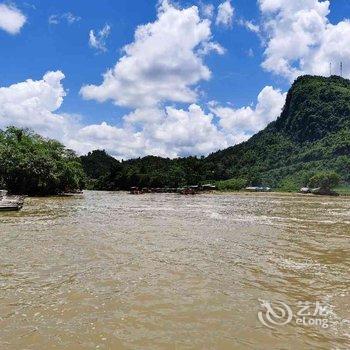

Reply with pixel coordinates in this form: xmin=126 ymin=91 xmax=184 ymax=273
xmin=212 ymin=188 xmax=350 ymax=197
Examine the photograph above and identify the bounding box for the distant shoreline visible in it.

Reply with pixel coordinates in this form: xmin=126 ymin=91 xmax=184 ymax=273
xmin=5 ymin=188 xmax=349 ymax=199
xmin=212 ymin=190 xmax=350 ymax=197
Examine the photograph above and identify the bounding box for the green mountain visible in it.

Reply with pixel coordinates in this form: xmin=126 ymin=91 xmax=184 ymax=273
xmin=208 ymin=75 xmax=350 ymax=187
xmin=82 ymin=75 xmax=350 ymax=191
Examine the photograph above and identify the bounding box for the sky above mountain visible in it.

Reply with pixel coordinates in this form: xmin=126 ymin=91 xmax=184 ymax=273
xmin=1 ymin=0 xmax=350 ymax=159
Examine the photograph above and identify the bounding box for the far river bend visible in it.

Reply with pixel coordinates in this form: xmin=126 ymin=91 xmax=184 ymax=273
xmin=0 ymin=191 xmax=349 ymax=349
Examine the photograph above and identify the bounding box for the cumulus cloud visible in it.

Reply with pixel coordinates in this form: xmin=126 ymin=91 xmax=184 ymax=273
xmin=0 ymin=3 xmax=26 ymax=34
xmin=210 ymin=86 xmax=286 ymax=137
xmin=216 ymin=0 xmax=234 ymax=28
xmin=81 ymin=1 xmax=221 ymax=108
xmin=0 ymin=71 xmax=74 ymax=140
xmin=149 ymin=104 xmax=228 ymax=157
xmin=48 ymin=12 xmax=81 ymax=25
xmin=89 ymin=24 xmax=111 ymax=53
xmin=69 ymin=122 xmax=145 ymax=159
xmin=259 ymin=0 xmax=350 ymax=80
xmin=70 ymin=105 xmax=229 ymax=159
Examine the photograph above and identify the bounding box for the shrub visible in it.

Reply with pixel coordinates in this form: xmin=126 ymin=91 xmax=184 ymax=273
xmin=278 ymin=177 xmax=299 ymax=192
xmin=216 ymin=178 xmax=248 ymax=191
xmin=308 ymin=171 xmax=340 ymax=190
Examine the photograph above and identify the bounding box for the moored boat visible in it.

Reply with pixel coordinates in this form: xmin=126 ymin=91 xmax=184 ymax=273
xmin=0 ymin=192 xmax=25 ymax=211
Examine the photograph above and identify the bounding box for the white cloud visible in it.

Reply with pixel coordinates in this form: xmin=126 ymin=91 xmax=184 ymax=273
xmin=216 ymin=0 xmax=234 ymax=28
xmin=89 ymin=24 xmax=111 ymax=53
xmin=198 ymin=41 xmax=226 ymax=55
xmin=259 ymin=0 xmax=350 ymax=80
xmin=69 ymin=122 xmax=145 ymax=159
xmin=149 ymin=104 xmax=229 ymax=157
xmin=0 ymin=71 xmax=79 ymax=140
xmin=239 ymin=19 xmax=260 ymax=33
xmin=210 ymin=86 xmax=286 ymax=137
xmin=0 ymin=3 xmax=26 ymax=34
xmin=81 ymin=1 xmax=221 ymax=108
xmin=48 ymin=12 xmax=81 ymax=25
xmin=200 ymin=2 xmax=214 ymax=18
xmin=123 ymin=108 xmax=164 ymax=125
xmin=70 ymin=105 xmax=229 ymax=159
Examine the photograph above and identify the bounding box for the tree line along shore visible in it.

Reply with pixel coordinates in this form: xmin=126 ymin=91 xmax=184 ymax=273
xmin=0 ymin=128 xmax=347 ymax=197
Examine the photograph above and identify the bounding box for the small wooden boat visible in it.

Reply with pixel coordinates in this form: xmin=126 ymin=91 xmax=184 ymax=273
xmin=0 ymin=191 xmax=25 ymax=212
xmin=0 ymin=202 xmax=23 ymax=211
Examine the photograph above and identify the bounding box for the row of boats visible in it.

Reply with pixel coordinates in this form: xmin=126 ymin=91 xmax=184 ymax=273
xmin=0 ymin=190 xmax=25 ymax=211
xmin=130 ymin=184 xmax=217 ymax=195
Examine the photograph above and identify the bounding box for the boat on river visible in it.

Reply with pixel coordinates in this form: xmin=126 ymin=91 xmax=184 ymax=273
xmin=0 ymin=190 xmax=25 ymax=211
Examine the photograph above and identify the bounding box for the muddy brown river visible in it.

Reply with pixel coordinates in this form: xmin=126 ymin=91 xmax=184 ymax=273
xmin=0 ymin=191 xmax=349 ymax=349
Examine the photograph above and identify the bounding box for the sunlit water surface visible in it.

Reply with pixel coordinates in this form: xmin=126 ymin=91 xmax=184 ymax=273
xmin=0 ymin=191 xmax=349 ymax=349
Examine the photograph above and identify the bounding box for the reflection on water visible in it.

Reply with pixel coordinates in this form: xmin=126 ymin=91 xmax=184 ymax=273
xmin=0 ymin=191 xmax=349 ymax=349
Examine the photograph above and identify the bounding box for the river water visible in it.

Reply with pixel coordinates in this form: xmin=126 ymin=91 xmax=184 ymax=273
xmin=0 ymin=191 xmax=349 ymax=349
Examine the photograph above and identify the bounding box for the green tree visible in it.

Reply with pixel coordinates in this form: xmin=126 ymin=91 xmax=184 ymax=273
xmin=216 ymin=178 xmax=247 ymax=191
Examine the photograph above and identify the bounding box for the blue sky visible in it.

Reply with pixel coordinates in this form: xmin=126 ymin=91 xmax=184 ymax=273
xmin=0 ymin=0 xmax=350 ymax=158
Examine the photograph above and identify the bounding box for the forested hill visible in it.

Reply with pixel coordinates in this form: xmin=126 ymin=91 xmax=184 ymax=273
xmin=82 ymin=75 xmax=350 ymax=191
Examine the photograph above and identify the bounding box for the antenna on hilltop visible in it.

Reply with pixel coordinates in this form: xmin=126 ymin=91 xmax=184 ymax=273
xmin=340 ymin=62 xmax=343 ymax=77
xmin=329 ymin=62 xmax=332 ymax=76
